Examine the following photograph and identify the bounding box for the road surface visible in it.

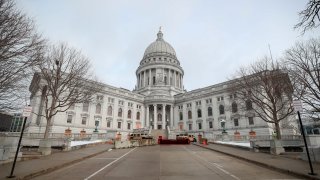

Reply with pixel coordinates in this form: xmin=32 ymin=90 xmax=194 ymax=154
xmin=34 ymin=145 xmax=299 ymax=180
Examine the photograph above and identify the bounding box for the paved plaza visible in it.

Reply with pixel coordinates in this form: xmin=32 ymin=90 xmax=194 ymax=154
xmin=1 ymin=143 xmax=320 ymax=179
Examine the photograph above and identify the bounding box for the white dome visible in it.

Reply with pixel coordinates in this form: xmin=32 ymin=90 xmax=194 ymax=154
xmin=143 ymin=30 xmax=177 ymax=59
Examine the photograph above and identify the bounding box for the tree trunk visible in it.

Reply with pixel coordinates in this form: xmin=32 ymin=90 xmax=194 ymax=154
xmin=44 ymin=117 xmax=51 ymax=139
xmin=275 ymin=122 xmax=281 ymax=140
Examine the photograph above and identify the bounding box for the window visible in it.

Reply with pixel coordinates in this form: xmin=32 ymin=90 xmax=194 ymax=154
xmin=188 ymin=124 xmax=192 ymax=130
xmin=209 ymin=121 xmax=213 ymax=128
xmin=197 ymin=109 xmax=202 ymax=118
xmin=118 ymin=100 xmax=124 ymax=106
xmin=81 ymin=117 xmax=87 ymax=125
xmin=95 ymin=119 xmax=100 ymax=127
xmin=164 ymin=76 xmax=167 ymax=85
xmin=208 ymin=107 xmax=213 ymax=116
xmin=108 ymin=97 xmax=114 ymax=103
xmin=217 ymin=96 xmax=224 ymax=101
xmin=117 ymin=122 xmax=121 ymax=129
xmin=178 ymin=105 xmax=183 ymax=109
xmin=107 ymin=106 xmax=112 ymax=116
xmin=136 ymin=112 xmax=140 ymax=120
xmin=153 ymin=76 xmax=156 ymax=85
xmin=188 ymin=110 xmax=192 ymax=119
xmin=118 ymin=108 xmax=122 ymax=117
xmin=107 ymin=121 xmax=111 ymax=128
xmin=234 ymin=119 xmax=239 ymax=126
xmin=179 ymin=112 xmax=183 ymax=120
xmin=198 ymin=123 xmax=202 ymax=130
xmin=219 ymin=105 xmax=225 ymax=115
xmin=246 ymin=100 xmax=253 ymax=110
xmin=187 ymin=103 xmax=192 ymax=108
xmin=248 ymin=117 xmax=254 ymax=125
xmin=127 ymin=110 xmax=132 ymax=119
xmin=97 ymin=95 xmax=103 ymax=101
xmin=67 ymin=115 xmax=72 ymax=123
xmin=82 ymin=102 xmax=89 ymax=112
xmin=127 ymin=123 xmax=131 ymax=130
xmin=232 ymin=102 xmax=238 ymax=113
xmin=196 ymin=101 xmax=201 ymax=106
xmin=229 ymin=93 xmax=237 ymax=99
xmin=206 ymin=98 xmax=212 ymax=104
xmin=96 ymin=103 xmax=101 ymax=114
xmin=158 ymin=113 xmax=162 ymax=121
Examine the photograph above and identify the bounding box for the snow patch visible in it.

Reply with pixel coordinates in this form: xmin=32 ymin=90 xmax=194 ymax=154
xmin=70 ymin=140 xmax=103 ymax=147
xmin=215 ymin=141 xmax=251 ymax=148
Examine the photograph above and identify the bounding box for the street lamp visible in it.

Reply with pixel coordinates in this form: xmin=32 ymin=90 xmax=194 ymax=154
xmin=220 ymin=119 xmax=226 ymax=134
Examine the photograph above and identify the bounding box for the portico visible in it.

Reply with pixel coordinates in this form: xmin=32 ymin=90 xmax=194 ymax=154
xmin=145 ymin=104 xmax=174 ymax=130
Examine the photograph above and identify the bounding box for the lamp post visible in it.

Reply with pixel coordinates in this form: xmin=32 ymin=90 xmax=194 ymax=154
xmin=221 ymin=119 xmax=226 ymax=134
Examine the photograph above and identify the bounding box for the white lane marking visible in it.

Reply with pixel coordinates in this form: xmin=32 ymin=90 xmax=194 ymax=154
xmin=84 ymin=147 xmax=137 ymax=180
xmin=183 ymin=146 xmax=241 ymax=180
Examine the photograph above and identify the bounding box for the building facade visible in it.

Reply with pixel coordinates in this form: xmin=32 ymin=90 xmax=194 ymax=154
xmin=27 ymin=30 xmax=297 ymax=138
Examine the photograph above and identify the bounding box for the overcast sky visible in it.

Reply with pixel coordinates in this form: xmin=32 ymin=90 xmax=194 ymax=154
xmin=16 ymin=0 xmax=320 ymax=91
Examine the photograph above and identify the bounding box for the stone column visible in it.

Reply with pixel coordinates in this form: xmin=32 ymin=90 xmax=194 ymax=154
xmin=170 ymin=105 xmax=174 ymax=128
xmin=146 ymin=105 xmax=149 ymax=128
xmin=173 ymin=70 xmax=176 ymax=87
xmin=153 ymin=104 xmax=157 ymax=129
xmin=162 ymin=104 xmax=166 ymax=130
xmin=168 ymin=69 xmax=171 ymax=85
xmin=137 ymin=73 xmax=140 ymax=88
xmin=149 ymin=69 xmax=152 ymax=86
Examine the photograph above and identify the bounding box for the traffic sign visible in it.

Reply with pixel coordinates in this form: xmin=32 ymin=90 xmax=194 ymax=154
xmin=22 ymin=106 xmax=32 ymax=117
xmin=292 ymin=100 xmax=303 ymax=112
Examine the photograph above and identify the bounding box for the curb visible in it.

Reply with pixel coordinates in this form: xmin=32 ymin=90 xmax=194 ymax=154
xmin=19 ymin=146 xmax=112 ymax=180
xmin=193 ymin=143 xmax=320 ymax=180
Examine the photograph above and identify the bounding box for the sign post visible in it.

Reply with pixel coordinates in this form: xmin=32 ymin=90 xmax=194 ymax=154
xmin=293 ymin=100 xmax=316 ymax=175
xmin=7 ymin=106 xmax=32 ymax=178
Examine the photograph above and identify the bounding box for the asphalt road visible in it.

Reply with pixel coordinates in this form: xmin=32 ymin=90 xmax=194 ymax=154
xmin=34 ymin=145 xmax=300 ymax=180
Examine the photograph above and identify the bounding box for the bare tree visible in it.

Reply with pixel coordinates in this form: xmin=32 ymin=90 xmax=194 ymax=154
xmin=284 ymin=38 xmax=320 ymax=121
xmin=33 ymin=43 xmax=101 ymax=139
xmin=0 ymin=0 xmax=45 ymax=111
xmin=230 ymin=58 xmax=294 ymax=139
xmin=295 ymin=0 xmax=320 ymax=34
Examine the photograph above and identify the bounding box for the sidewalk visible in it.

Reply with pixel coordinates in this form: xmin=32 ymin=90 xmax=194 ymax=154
xmin=195 ymin=142 xmax=320 ymax=180
xmin=0 ymin=143 xmax=113 ymax=180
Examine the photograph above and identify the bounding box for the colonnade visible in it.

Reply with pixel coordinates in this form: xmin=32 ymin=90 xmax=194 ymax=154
xmin=137 ymin=68 xmax=183 ymax=89
xmin=145 ymin=104 xmax=174 ymax=130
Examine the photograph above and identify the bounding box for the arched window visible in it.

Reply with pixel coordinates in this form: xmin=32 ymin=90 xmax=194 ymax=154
xmin=136 ymin=112 xmax=140 ymax=120
xmin=246 ymin=100 xmax=253 ymax=110
xmin=107 ymin=106 xmax=112 ymax=116
xmin=219 ymin=105 xmax=225 ymax=115
xmin=95 ymin=103 xmax=101 ymax=114
xmin=208 ymin=107 xmax=213 ymax=117
xmin=83 ymin=102 xmax=89 ymax=112
xmin=118 ymin=108 xmax=122 ymax=117
xmin=158 ymin=113 xmax=162 ymax=121
xmin=164 ymin=76 xmax=167 ymax=85
xmin=232 ymin=102 xmax=238 ymax=113
xmin=197 ymin=109 xmax=202 ymax=118
xmin=188 ymin=110 xmax=192 ymax=119
xmin=127 ymin=110 xmax=132 ymax=119
xmin=179 ymin=112 xmax=183 ymax=120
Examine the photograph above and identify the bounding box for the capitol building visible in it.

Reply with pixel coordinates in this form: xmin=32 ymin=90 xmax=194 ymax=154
xmin=27 ymin=30 xmax=296 ymax=139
